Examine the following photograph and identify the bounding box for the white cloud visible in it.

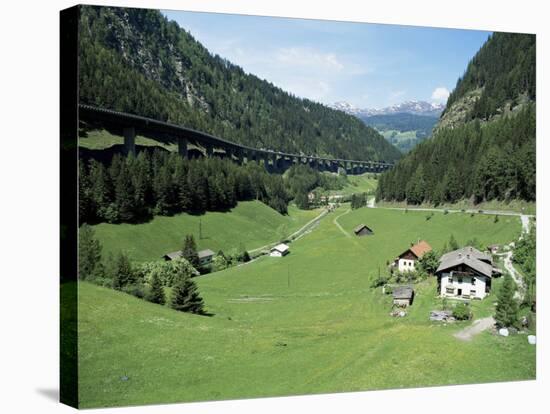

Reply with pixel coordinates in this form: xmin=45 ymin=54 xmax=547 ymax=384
xmin=431 ymin=87 xmax=450 ymax=102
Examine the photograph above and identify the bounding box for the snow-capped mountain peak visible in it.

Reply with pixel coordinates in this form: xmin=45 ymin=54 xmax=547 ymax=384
xmin=330 ymin=100 xmax=445 ymax=117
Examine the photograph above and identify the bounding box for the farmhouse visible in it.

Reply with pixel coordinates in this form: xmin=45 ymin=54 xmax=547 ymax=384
xmin=163 ymin=248 xmax=215 ymax=266
xmin=394 ymin=240 xmax=432 ymax=272
xmin=270 ymin=243 xmax=290 ymax=257
xmin=392 ymin=285 xmax=414 ymax=307
xmin=436 ymin=246 xmax=498 ymax=300
xmin=354 ymin=224 xmax=374 ymax=236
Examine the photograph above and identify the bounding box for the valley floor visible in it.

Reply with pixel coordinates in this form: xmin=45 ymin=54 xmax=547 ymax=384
xmin=76 ymin=206 xmax=535 ymax=408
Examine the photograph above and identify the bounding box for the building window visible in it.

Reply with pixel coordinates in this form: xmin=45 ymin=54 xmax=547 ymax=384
xmin=448 ymin=276 xmax=453 ymax=284
xmin=471 ymin=278 xmax=476 ymax=285
xmin=446 ymin=287 xmax=454 ymax=294
xmin=458 ymin=277 xmax=463 ymax=284
xmin=470 ymin=289 xmax=476 ymax=296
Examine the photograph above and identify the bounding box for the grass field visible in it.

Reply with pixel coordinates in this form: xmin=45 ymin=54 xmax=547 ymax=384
xmin=79 ymin=128 xmax=178 ymax=151
xmin=323 ymin=173 xmax=378 ymax=196
xmin=92 ymin=201 xmax=322 ymax=262
xmin=327 ymin=173 xmax=378 ymax=196
xmin=76 ymin=206 xmax=534 ymax=408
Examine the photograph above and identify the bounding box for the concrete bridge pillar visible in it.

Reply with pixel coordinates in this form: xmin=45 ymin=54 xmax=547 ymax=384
xmin=177 ymin=137 xmax=188 ymax=158
xmin=123 ymin=127 xmax=136 ymax=156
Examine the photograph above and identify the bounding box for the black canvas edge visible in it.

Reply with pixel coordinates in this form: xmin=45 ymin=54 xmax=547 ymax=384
xmin=60 ymin=4 xmax=80 ymax=409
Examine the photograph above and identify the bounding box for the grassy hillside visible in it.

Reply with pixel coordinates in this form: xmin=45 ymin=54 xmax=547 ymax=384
xmin=379 ymin=130 xmax=426 ymax=153
xmin=77 ymin=206 xmax=533 ymax=408
xmin=79 ymin=128 xmax=177 ymax=151
xmin=322 ymin=173 xmax=378 ymax=196
xmin=360 ymin=113 xmax=437 ymax=153
xmin=92 ymin=200 xmax=321 ymax=262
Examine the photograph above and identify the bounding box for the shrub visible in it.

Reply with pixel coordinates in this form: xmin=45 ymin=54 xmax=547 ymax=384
xmin=122 ymin=283 xmax=146 ymax=299
xmin=443 ymin=209 xmax=449 ymax=215
xmin=495 ymin=274 xmax=519 ymax=328
xmin=136 ymin=258 xmax=198 ymax=287
xmin=371 ymin=273 xmax=389 ymax=288
xmin=238 ymin=251 xmax=251 ymax=263
xmin=453 ymin=302 xmax=472 ymax=320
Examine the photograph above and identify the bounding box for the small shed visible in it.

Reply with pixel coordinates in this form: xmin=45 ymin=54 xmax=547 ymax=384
xmin=198 ymin=249 xmax=215 ymax=265
xmin=392 ymin=285 xmax=415 ymax=307
xmin=163 ymin=251 xmax=183 ymax=261
xmin=163 ymin=248 xmax=215 ymax=266
xmin=354 ymin=224 xmax=374 ymax=236
xmin=270 ymin=243 xmax=290 ymax=257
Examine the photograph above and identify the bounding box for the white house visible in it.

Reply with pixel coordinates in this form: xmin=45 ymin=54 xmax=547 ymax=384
xmin=394 ymin=240 xmax=432 ymax=272
xmin=436 ymin=246 xmax=496 ymax=300
xmin=270 ymin=243 xmax=289 ymax=257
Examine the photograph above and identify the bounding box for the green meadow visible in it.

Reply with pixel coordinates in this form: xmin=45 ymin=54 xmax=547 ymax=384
xmin=76 ymin=206 xmax=534 ymax=408
xmin=323 ymin=173 xmax=378 ymax=196
xmin=79 ymin=128 xmax=178 ymax=151
xmin=92 ymin=200 xmax=321 ymax=262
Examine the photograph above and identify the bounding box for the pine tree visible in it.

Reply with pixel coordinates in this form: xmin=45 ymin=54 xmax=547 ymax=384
xmin=114 ymin=161 xmax=135 ymax=222
xmin=78 ymin=224 xmax=102 ymax=280
xmin=147 ymin=272 xmax=166 ymax=305
xmin=182 ymin=235 xmax=199 ymax=268
xmin=495 ymin=274 xmax=519 ymax=328
xmin=170 ymin=275 xmax=205 ymax=314
xmin=112 ymin=252 xmax=135 ymax=290
xmin=448 ymin=234 xmax=459 ymax=251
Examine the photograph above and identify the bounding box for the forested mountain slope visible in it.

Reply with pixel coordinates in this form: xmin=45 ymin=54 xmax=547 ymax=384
xmin=78 ymin=6 xmax=401 ymax=162
xmin=377 ymin=33 xmax=536 ymax=205
xmin=438 ymin=32 xmax=535 ymax=130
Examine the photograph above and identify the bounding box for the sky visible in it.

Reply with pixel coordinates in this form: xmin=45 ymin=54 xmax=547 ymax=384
xmin=162 ymin=10 xmax=491 ymax=109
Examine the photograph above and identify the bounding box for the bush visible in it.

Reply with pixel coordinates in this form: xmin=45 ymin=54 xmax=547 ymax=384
xmin=443 ymin=209 xmax=449 ymax=215
xmin=453 ymin=302 xmax=472 ymax=320
xmin=238 ymin=251 xmax=251 ymax=263
xmin=122 ymin=283 xmax=146 ymax=299
xmin=371 ymin=273 xmax=389 ymax=288
xmin=136 ymin=258 xmax=199 ymax=287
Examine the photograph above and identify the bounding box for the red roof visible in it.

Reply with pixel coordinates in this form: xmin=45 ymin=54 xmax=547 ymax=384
xmin=400 ymin=240 xmax=432 ymax=259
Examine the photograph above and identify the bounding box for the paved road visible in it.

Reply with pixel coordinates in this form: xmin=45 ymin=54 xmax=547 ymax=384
xmin=248 ymin=208 xmax=329 ymax=254
xmin=368 ymin=198 xmax=534 ymax=218
xmin=454 ymin=317 xmax=495 ymax=341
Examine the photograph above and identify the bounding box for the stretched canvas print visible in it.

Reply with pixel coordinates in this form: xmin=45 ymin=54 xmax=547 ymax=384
xmin=60 ymin=4 xmax=537 ymax=409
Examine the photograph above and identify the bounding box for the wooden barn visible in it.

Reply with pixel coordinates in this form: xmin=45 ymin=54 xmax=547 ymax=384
xmin=392 ymin=285 xmax=415 ymax=307
xmin=354 ymin=224 xmax=374 ymax=236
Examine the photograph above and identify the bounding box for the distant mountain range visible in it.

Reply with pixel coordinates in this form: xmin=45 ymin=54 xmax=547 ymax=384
xmin=331 ymin=100 xmax=445 ymax=117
